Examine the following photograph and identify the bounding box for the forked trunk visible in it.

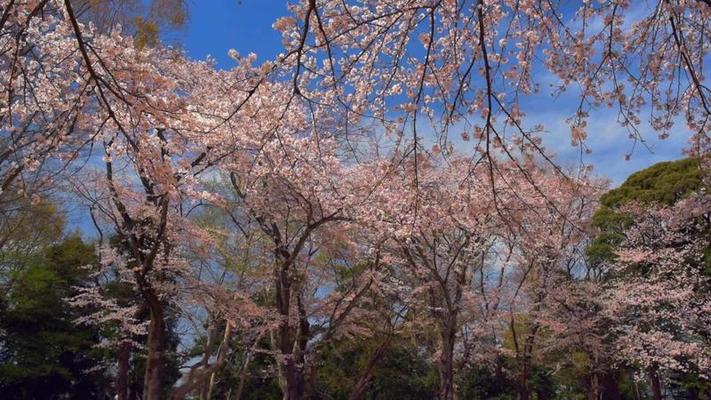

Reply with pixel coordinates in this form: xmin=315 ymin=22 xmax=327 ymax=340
xmin=518 ymin=325 xmax=539 ymax=400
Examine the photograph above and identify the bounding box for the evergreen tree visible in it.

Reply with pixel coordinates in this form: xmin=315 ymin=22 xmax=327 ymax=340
xmin=0 ymin=236 xmax=110 ymax=399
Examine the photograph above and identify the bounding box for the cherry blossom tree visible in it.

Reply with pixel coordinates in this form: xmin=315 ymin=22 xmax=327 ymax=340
xmin=367 ymin=155 xmax=499 ymax=400
xmin=529 ymin=160 xmax=710 ymax=400
xmin=361 ymin=152 xmax=598 ymax=399
xmin=49 ymin=7 xmax=269 ymax=399
xmin=605 ymin=192 xmax=711 ymax=399
xmin=217 ymin=117 xmax=392 ymax=398
xmin=4 ymin=0 xmax=710 ymax=193
xmin=501 ymin=168 xmax=601 ymax=400
xmin=537 ymin=278 xmax=616 ymax=400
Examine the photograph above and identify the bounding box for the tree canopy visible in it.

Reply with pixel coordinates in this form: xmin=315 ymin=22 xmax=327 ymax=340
xmin=0 ymin=0 xmax=709 ymax=399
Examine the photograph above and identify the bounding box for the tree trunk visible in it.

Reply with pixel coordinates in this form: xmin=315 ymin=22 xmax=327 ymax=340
xmin=282 ymin=360 xmax=306 ymax=400
xmin=202 ymin=371 xmax=216 ymax=400
xmin=649 ymin=371 xmax=662 ymax=400
xmin=278 ymin=320 xmax=308 ymax=400
xmin=274 ymin=255 xmax=310 ymax=400
xmin=588 ymin=373 xmax=600 ymax=400
xmin=143 ymin=299 xmax=167 ymax=400
xmin=199 ymin=323 xmax=218 ymax=400
xmin=349 ymin=337 xmax=390 ymax=400
xmin=519 ymin=360 xmax=531 ymax=400
xmin=518 ymin=345 xmax=532 ymax=400
xmin=349 ymin=378 xmax=371 ymax=400
xmin=170 ymin=322 xmax=234 ymax=400
xmin=117 ymin=341 xmax=131 ymax=400
xmin=518 ymin=325 xmax=539 ymax=400
xmin=233 ymin=349 xmax=254 ymax=400
xmin=438 ymin=318 xmax=457 ymax=400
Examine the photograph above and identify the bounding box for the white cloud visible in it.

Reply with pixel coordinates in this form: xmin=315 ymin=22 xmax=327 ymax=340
xmin=529 ymin=107 xmax=689 ymax=186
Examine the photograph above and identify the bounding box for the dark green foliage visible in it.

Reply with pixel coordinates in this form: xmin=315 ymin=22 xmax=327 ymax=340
xmin=363 ymin=343 xmax=438 ymax=400
xmin=530 ymin=366 xmax=558 ymax=399
xmin=458 ymin=358 xmax=562 ymax=400
xmin=310 ymin=337 xmax=437 ymax=399
xmin=0 ymin=236 xmax=110 ymax=399
xmin=600 ymin=158 xmax=703 ymax=208
xmin=458 ymin=364 xmax=516 ymax=400
xmin=314 ymin=339 xmax=367 ymax=399
xmin=209 ymin=335 xmax=282 ymax=400
xmin=588 ymin=158 xmax=705 ymax=269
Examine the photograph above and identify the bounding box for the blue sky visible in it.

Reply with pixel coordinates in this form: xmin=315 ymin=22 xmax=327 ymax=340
xmin=173 ymin=1 xmax=687 ymax=185
xmin=173 ymin=0 xmax=287 ymax=67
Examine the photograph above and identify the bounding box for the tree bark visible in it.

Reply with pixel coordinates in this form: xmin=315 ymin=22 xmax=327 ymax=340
xmin=282 ymin=360 xmax=306 ymax=400
xmin=274 ymin=254 xmax=310 ymax=400
xmin=233 ymin=348 xmax=254 ymax=400
xmin=143 ymin=297 xmax=167 ymax=400
xmin=588 ymin=373 xmax=600 ymax=400
xmin=278 ymin=315 xmax=308 ymax=400
xmin=649 ymin=370 xmax=662 ymax=400
xmin=519 ymin=359 xmax=531 ymax=400
xmin=117 ymin=341 xmax=131 ymax=400
xmin=437 ymin=315 xmax=457 ymax=400
xmin=518 ymin=333 xmax=537 ymax=400
xmin=518 ymin=321 xmax=540 ymax=400
xmin=170 ymin=322 xmax=233 ymax=400
xmin=128 ymin=375 xmax=142 ymax=400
